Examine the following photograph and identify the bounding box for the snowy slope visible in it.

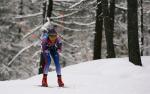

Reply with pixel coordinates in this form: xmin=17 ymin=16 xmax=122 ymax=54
xmin=0 ymin=56 xmax=150 ymax=94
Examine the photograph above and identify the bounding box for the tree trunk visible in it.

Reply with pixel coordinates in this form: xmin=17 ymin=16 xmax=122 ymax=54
xmin=140 ymin=0 xmax=144 ymax=56
xmin=93 ymin=0 xmax=103 ymax=60
xmin=47 ymin=0 xmax=53 ymax=18
xmin=42 ymin=1 xmax=47 ymax=24
xmin=18 ymin=0 xmax=24 ymax=39
xmin=102 ymin=0 xmax=116 ymax=58
xmin=127 ymin=0 xmax=142 ymax=66
xmin=109 ymin=0 xmax=115 ymax=38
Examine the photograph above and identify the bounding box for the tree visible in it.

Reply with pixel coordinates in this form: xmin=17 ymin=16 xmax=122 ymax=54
xmin=47 ymin=0 xmax=53 ymax=18
xmin=109 ymin=0 xmax=115 ymax=43
xmin=93 ymin=0 xmax=103 ymax=59
xmin=127 ymin=0 xmax=142 ymax=66
xmin=102 ymin=0 xmax=116 ymax=58
xmin=42 ymin=1 xmax=47 ymax=24
xmin=18 ymin=0 xmax=24 ymax=39
xmin=140 ymin=0 xmax=144 ymax=56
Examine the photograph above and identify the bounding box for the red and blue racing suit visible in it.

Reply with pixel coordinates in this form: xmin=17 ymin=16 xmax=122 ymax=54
xmin=41 ymin=36 xmax=62 ymax=75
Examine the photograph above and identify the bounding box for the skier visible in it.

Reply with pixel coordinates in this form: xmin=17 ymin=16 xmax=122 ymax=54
xmin=41 ymin=25 xmax=64 ymax=87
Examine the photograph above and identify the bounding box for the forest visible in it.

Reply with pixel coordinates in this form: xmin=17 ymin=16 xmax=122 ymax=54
xmin=0 ymin=0 xmax=150 ymax=80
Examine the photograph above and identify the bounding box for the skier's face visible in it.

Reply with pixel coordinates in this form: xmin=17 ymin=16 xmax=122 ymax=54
xmin=49 ymin=35 xmax=57 ymax=42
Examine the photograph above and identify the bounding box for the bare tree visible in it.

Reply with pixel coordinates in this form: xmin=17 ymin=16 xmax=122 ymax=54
xmin=140 ymin=0 xmax=144 ymax=56
xmin=42 ymin=1 xmax=47 ymax=24
xmin=18 ymin=0 xmax=24 ymax=39
xmin=93 ymin=0 xmax=103 ymax=59
xmin=109 ymin=0 xmax=115 ymax=44
xmin=47 ymin=0 xmax=53 ymax=18
xmin=127 ymin=0 xmax=142 ymax=66
xmin=102 ymin=0 xmax=116 ymax=58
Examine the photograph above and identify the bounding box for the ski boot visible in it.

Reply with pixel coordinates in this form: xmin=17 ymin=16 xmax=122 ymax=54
xmin=42 ymin=74 xmax=48 ymax=87
xmin=57 ymin=75 xmax=64 ymax=87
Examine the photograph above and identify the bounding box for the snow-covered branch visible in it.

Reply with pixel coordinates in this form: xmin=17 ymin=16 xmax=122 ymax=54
xmin=8 ymin=41 xmax=39 ymax=66
xmin=115 ymin=4 xmax=127 ymax=11
xmin=14 ymin=1 xmax=94 ymax=20
xmin=32 ymin=50 xmax=41 ymax=58
xmin=69 ymin=0 xmax=96 ymax=10
xmin=23 ymin=25 xmax=42 ymax=40
xmin=69 ymin=0 xmax=86 ymax=8
xmin=54 ymin=20 xmax=95 ymax=26
xmin=15 ymin=12 xmax=42 ymax=19
xmin=68 ymin=15 xmax=94 ymax=19
xmin=89 ymin=0 xmax=96 ymax=5
xmin=51 ymin=10 xmax=80 ymax=19
xmin=59 ymin=53 xmax=76 ymax=63
xmin=62 ymin=39 xmax=79 ymax=48
xmin=52 ymin=22 xmax=94 ymax=32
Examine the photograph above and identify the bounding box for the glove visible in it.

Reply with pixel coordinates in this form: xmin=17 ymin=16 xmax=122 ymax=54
xmin=57 ymin=48 xmax=62 ymax=53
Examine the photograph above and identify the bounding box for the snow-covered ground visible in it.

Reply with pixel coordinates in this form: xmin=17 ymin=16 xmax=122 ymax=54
xmin=0 ymin=56 xmax=150 ymax=94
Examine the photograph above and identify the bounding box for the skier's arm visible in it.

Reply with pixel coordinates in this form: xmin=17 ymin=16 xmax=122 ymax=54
xmin=41 ymin=39 xmax=49 ymax=53
xmin=56 ymin=37 xmax=62 ymax=53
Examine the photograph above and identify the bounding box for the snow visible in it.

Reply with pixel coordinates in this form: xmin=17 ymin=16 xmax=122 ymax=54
xmin=1 ymin=56 xmax=150 ymax=94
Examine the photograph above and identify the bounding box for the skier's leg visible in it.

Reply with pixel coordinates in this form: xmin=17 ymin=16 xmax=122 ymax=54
xmin=51 ymin=52 xmax=64 ymax=87
xmin=38 ymin=52 xmax=44 ymax=74
xmin=43 ymin=52 xmax=51 ymax=74
xmin=42 ymin=52 xmax=51 ymax=87
xmin=51 ymin=52 xmax=61 ymax=75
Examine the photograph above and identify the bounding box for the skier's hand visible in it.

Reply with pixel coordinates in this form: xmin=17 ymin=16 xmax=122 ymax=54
xmin=44 ymin=50 xmax=49 ymax=53
xmin=57 ymin=48 xmax=62 ymax=53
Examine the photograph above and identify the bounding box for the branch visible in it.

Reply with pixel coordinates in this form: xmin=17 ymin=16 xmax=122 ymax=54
xmin=32 ymin=50 xmax=41 ymax=58
xmin=54 ymin=20 xmax=95 ymax=26
xmin=89 ymin=0 xmax=96 ymax=5
xmin=15 ymin=12 xmax=42 ymax=19
xmin=62 ymin=39 xmax=79 ymax=48
xmin=117 ymin=21 xmax=127 ymax=30
xmin=51 ymin=10 xmax=80 ymax=19
xmin=14 ymin=2 xmax=94 ymax=20
xmin=115 ymin=4 xmax=127 ymax=11
xmin=22 ymin=25 xmax=42 ymax=40
xmin=69 ymin=0 xmax=86 ymax=8
xmin=59 ymin=53 xmax=76 ymax=63
xmin=67 ymin=15 xmax=94 ymax=19
xmin=51 ymin=21 xmax=94 ymax=32
xmin=54 ymin=0 xmax=74 ymax=7
xmin=8 ymin=41 xmax=39 ymax=66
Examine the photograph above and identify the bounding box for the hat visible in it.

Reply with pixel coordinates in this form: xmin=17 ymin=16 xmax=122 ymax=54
xmin=48 ymin=28 xmax=57 ymax=36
